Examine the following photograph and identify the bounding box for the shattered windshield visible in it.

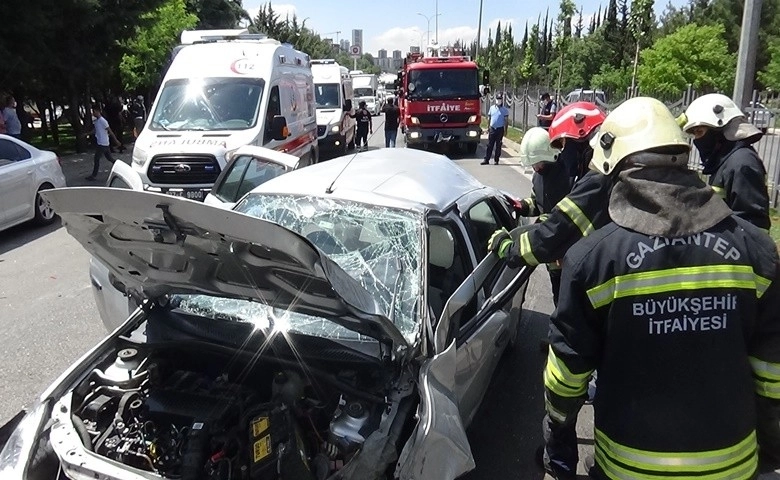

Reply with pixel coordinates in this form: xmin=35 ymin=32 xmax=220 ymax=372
xmin=150 ymin=77 xmax=264 ymax=131
xmin=407 ymin=68 xmax=479 ymax=100
xmin=171 ymin=194 xmax=423 ymax=343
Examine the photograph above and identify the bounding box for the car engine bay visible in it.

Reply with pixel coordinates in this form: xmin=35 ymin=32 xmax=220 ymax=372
xmin=54 ymin=338 xmax=414 ymax=480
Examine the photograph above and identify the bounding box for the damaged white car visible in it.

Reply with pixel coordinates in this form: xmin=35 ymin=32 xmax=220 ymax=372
xmin=0 ymin=150 xmax=530 ymax=480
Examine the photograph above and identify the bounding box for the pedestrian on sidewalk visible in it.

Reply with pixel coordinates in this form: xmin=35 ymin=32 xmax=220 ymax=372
xmin=84 ymin=104 xmax=121 ymax=181
xmin=481 ymin=92 xmax=509 ymax=165
xmin=537 ymin=92 xmax=557 ymax=129
xmin=382 ymin=98 xmax=400 ymax=147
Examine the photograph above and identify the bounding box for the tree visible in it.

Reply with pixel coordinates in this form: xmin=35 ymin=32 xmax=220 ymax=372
xmin=758 ymin=37 xmax=780 ymax=89
xmin=555 ymin=0 xmax=577 ymax=95
xmin=628 ymin=0 xmax=654 ymax=93
xmin=186 ymin=0 xmax=247 ymax=29
xmin=575 ymin=7 xmax=584 ymax=38
xmin=637 ymin=23 xmax=735 ymax=95
xmin=120 ymin=0 xmax=198 ymax=94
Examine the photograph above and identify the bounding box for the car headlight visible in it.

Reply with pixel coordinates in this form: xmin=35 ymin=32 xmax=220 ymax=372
xmin=468 ymin=115 xmax=478 ymax=123
xmin=0 ymin=403 xmax=48 ymax=478
xmin=330 ymin=124 xmax=340 ymax=133
xmin=224 ymin=148 xmax=238 ymax=163
xmin=410 ymin=117 xmax=420 ymax=125
xmin=132 ymin=148 xmax=147 ymax=167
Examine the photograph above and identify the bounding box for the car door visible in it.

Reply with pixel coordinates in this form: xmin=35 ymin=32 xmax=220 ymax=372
xmin=452 ymin=194 xmax=530 ymax=426
xmin=0 ymin=138 xmax=35 ymax=226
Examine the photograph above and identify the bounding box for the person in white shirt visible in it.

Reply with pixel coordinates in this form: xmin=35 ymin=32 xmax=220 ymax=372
xmin=3 ymin=95 xmax=22 ymax=139
xmin=85 ymin=104 xmax=120 ymax=181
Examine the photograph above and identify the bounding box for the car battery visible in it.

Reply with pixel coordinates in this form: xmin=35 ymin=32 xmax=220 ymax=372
xmin=247 ymin=403 xmax=313 ymax=480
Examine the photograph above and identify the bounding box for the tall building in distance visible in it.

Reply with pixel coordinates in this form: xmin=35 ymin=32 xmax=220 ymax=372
xmin=378 ymin=49 xmax=387 ymax=59
xmin=392 ymin=50 xmax=402 ymax=60
xmin=339 ymin=39 xmax=350 ymax=52
xmin=352 ymin=29 xmax=363 ymax=53
xmin=409 ymin=46 xmax=421 ymax=54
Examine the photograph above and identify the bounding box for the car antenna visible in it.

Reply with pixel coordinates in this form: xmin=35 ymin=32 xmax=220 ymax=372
xmin=325 ymin=129 xmax=380 ymax=194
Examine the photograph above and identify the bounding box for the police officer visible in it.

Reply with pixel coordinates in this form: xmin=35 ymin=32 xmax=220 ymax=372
xmin=514 ymin=127 xmax=568 ymax=305
xmin=537 ymin=92 xmax=557 ymax=128
xmin=682 ymin=93 xmax=770 ymax=229
xmin=481 ymin=92 xmax=510 ymax=165
xmin=540 ymin=97 xmax=780 ymax=479
xmin=488 ymin=102 xmax=609 ymax=270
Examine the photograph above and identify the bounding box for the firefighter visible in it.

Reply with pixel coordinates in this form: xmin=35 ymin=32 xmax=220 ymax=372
xmin=540 ymin=96 xmax=780 ymax=479
xmin=514 ymin=127 xmax=568 ymax=305
xmin=681 ymin=93 xmax=770 ymax=230
xmin=487 ymin=102 xmax=609 ymax=271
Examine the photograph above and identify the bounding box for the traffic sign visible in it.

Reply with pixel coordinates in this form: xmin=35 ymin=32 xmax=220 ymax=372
xmin=350 ymin=45 xmax=362 ymax=58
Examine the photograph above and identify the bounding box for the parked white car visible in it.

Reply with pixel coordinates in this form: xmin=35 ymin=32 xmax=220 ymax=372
xmin=0 ymin=134 xmax=66 ymax=232
xmin=747 ymin=101 xmax=775 ymax=134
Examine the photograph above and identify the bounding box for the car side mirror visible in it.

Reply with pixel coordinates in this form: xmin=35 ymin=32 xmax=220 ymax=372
xmin=271 ymin=115 xmax=289 ymax=141
xmin=343 ymin=99 xmax=353 ymax=111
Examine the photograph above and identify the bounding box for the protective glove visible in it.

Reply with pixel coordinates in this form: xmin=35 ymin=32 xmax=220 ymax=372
xmin=487 ymin=228 xmax=513 ymax=258
xmin=515 ymin=200 xmax=530 ymax=217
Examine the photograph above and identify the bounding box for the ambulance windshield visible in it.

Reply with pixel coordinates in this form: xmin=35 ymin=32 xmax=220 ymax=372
xmin=150 ymin=77 xmax=265 ymax=131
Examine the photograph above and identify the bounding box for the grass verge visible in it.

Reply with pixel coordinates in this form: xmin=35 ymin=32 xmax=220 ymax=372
xmin=481 ymin=119 xmax=523 ymax=144
xmin=27 ymin=124 xmax=78 ymax=156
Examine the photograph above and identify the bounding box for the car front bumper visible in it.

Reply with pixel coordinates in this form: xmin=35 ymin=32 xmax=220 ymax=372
xmin=404 ymin=126 xmax=482 ymax=144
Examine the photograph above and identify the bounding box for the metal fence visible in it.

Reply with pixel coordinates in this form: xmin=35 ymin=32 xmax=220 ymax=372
xmin=483 ymin=86 xmax=780 ymax=207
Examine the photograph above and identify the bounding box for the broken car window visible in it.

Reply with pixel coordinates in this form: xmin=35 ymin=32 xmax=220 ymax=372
xmin=171 ymin=194 xmax=423 ymax=343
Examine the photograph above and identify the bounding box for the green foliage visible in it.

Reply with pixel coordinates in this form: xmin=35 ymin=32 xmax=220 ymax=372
xmin=120 ymin=0 xmax=198 ymax=93
xmin=637 ymin=23 xmax=734 ymax=95
xmin=185 ymin=0 xmax=247 ymax=29
xmin=591 ymin=64 xmax=632 ymax=93
xmin=759 ymin=37 xmax=780 ymax=90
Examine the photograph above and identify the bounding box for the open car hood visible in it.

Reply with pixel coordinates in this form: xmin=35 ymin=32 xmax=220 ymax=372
xmin=43 ymin=188 xmax=410 ymax=353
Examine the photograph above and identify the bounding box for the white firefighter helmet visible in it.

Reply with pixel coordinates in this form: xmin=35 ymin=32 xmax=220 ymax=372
xmin=682 ymin=93 xmax=744 ymax=132
xmin=590 ymin=97 xmax=690 ymax=175
xmin=681 ymin=93 xmax=762 ymax=142
xmin=519 ymin=127 xmax=560 ymax=167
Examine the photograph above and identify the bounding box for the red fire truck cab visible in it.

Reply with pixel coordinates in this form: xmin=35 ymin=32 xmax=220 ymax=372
xmin=396 ymin=53 xmax=489 ymax=153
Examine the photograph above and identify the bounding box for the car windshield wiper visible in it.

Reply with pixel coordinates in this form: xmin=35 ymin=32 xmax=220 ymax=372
xmin=151 ymin=121 xmax=170 ymax=131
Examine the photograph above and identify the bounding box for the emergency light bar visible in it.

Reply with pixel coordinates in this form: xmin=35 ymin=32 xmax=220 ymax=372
xmin=180 ymin=29 xmax=268 ymax=45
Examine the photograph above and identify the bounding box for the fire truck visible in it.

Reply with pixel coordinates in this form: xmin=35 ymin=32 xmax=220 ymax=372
xmin=395 ymin=52 xmax=489 ymax=153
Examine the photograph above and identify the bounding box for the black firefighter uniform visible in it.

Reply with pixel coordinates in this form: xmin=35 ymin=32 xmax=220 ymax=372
xmin=544 ymin=216 xmax=780 ymax=479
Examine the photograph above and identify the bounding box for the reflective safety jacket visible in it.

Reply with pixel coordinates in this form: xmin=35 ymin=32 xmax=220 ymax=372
xmin=544 ymin=216 xmax=780 ymax=479
xmin=508 ymin=170 xmax=613 ymax=267
xmin=705 ymin=143 xmax=770 ymax=230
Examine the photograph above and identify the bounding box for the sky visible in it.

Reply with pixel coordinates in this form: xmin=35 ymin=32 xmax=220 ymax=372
xmin=242 ymin=0 xmax=689 ymax=56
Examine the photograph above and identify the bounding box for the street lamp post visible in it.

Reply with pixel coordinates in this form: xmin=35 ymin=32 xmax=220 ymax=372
xmin=476 ymin=0 xmax=484 ymax=60
xmin=417 ymin=12 xmax=442 ymax=52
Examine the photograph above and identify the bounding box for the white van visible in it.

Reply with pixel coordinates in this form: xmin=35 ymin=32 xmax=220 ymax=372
xmin=311 ymin=59 xmax=357 ymax=156
xmin=131 ymin=29 xmax=319 ymax=201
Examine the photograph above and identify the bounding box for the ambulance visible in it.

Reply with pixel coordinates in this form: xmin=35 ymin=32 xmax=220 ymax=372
xmin=130 ymin=29 xmax=318 ymax=201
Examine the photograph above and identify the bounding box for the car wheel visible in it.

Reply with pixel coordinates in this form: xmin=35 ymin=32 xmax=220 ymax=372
xmin=33 ymin=184 xmax=57 ymax=225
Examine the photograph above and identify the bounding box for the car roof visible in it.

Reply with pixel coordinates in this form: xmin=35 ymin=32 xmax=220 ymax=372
xmin=248 ymin=148 xmax=491 ymax=212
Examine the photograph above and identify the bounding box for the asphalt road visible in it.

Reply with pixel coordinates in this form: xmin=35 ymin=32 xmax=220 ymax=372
xmin=0 ymin=117 xmax=591 ymax=479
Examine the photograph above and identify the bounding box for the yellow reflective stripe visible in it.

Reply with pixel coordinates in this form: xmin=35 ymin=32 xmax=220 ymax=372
xmin=543 ymin=348 xmax=592 ymax=398
xmin=750 ymin=356 xmax=780 ymax=381
xmin=712 ymin=185 xmax=727 ymax=199
xmin=749 ymin=357 xmax=780 ymax=400
xmin=558 ymin=197 xmax=594 ymax=237
xmin=595 ymin=447 xmax=757 ymax=480
xmin=586 ymin=265 xmax=771 ymax=309
xmin=522 ymin=196 xmax=534 ymax=205
xmin=544 ymin=396 xmax=568 ymax=423
xmin=595 ymin=429 xmax=758 ymax=479
xmin=518 ymin=231 xmax=540 ymax=266
xmin=538 ymin=213 xmax=550 ymax=223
